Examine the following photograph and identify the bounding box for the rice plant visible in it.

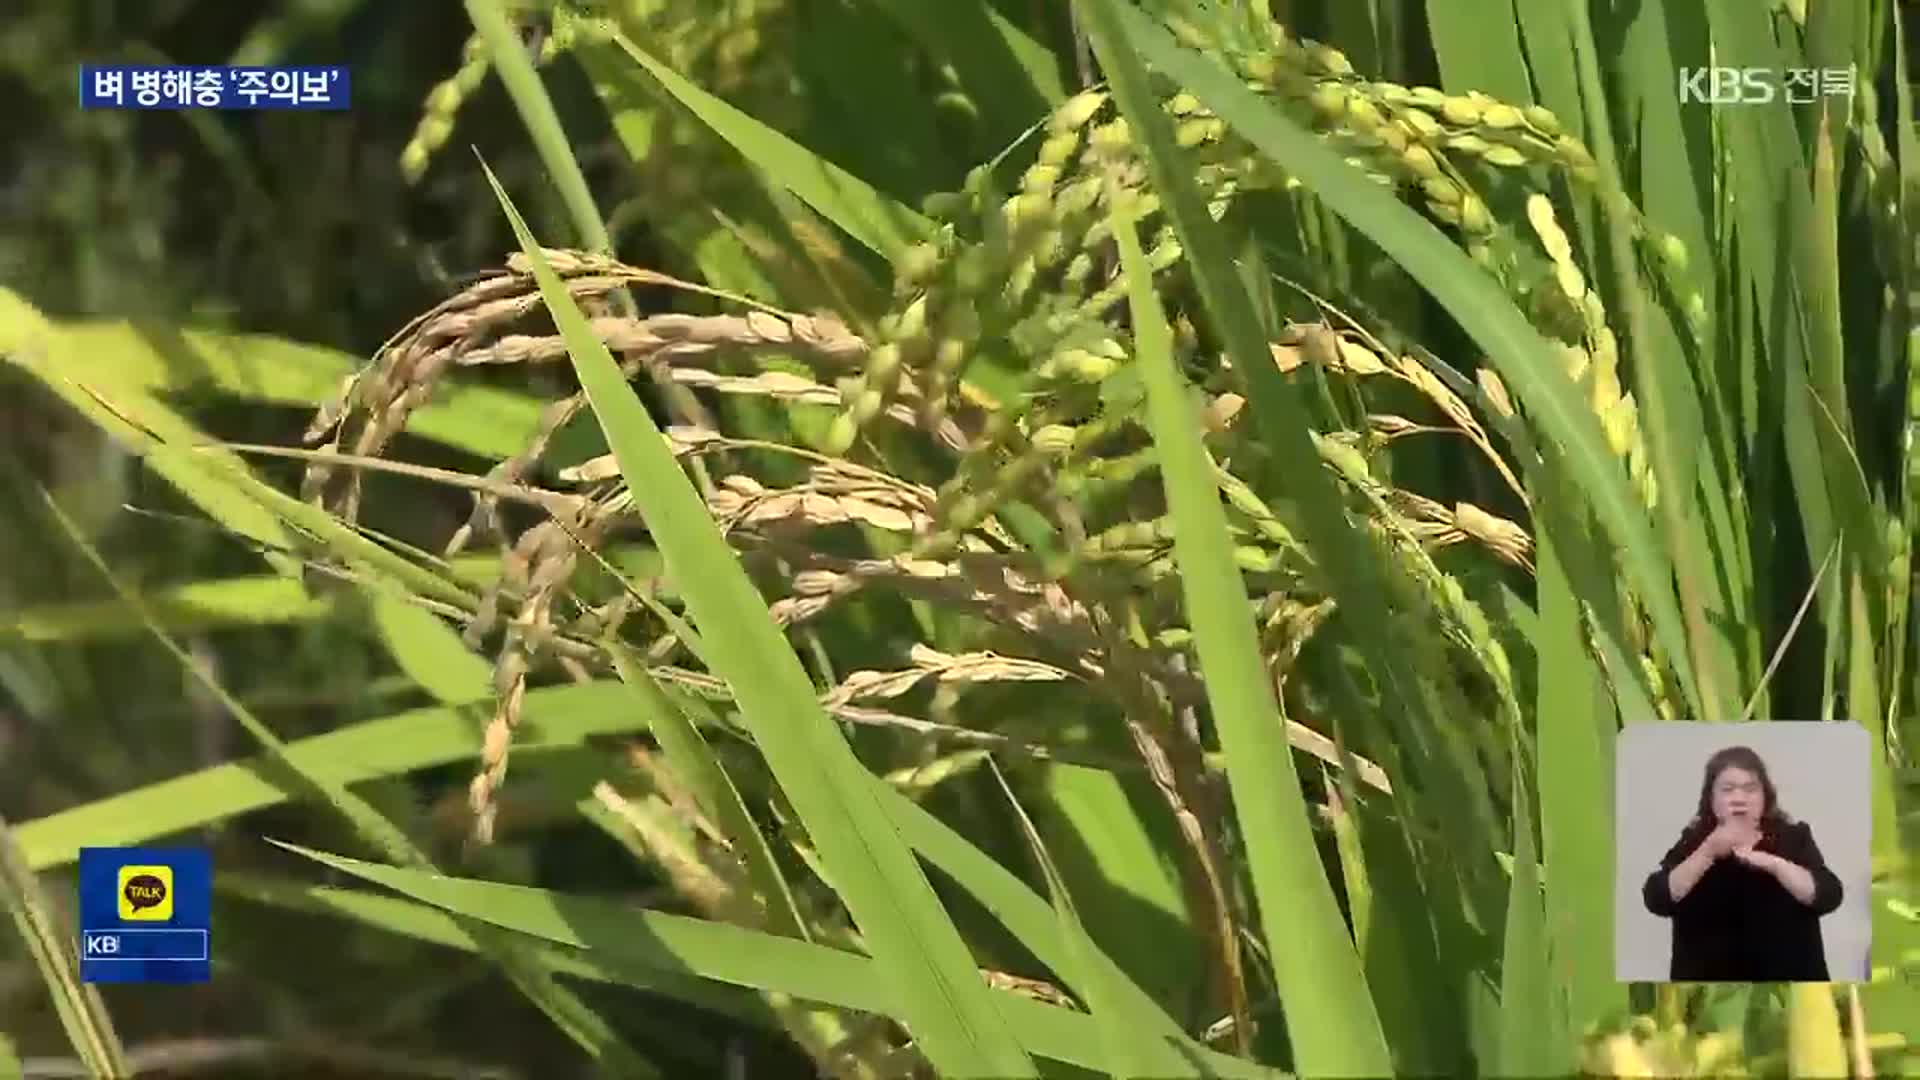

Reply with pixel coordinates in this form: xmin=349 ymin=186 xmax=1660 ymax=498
xmin=2 ymin=0 xmax=1917 ymax=1076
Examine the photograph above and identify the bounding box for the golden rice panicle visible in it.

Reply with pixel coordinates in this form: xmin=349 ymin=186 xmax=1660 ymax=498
xmin=1224 ymin=18 xmax=1587 ymax=218
xmin=400 ymin=33 xmax=490 ymax=184
xmin=1522 ymin=194 xmax=1657 ymax=511
xmin=468 ymin=502 xmax=613 ymax=843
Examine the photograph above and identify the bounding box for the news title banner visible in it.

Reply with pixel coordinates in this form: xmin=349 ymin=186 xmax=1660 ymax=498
xmin=78 ymin=847 xmax=212 ymax=984
xmin=80 ymin=65 xmax=348 ymax=110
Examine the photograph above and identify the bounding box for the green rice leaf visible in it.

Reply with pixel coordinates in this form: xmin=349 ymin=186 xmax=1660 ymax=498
xmin=1532 ymin=534 xmax=1622 ymax=1037
xmin=989 ymin=761 xmax=1198 ymax=1078
xmin=591 ymin=22 xmax=933 ymax=263
xmin=272 ymin=843 xmax=1279 ymax=1077
xmin=1037 ymin=762 xmax=1200 ymax=1015
xmin=1080 ymin=8 xmax=1393 ymax=1072
xmin=0 ymin=812 xmax=127 ymax=1078
xmin=608 ymin=644 xmax=812 ymax=943
xmin=1 ymin=574 xmax=332 ymax=642
xmin=466 ymin=0 xmax=614 ymax=257
xmin=866 ymin=0 xmax=1063 ymax=146
xmin=13 ymin=682 xmax=638 ymax=872
xmin=1423 ymin=0 xmax=1532 ymax=103
xmin=1495 ymin=738 xmax=1558 ymax=1075
xmin=218 ymin=872 xmax=779 ymax=1029
xmin=369 ymin=592 xmax=492 ymax=705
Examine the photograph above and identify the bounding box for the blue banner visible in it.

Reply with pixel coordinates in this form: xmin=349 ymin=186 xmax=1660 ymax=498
xmin=80 ymin=65 xmax=349 ymax=110
xmin=78 ymin=847 xmax=212 ymax=984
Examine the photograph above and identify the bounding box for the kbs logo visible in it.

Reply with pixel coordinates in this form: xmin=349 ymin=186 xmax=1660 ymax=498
xmin=1679 ymin=67 xmax=1775 ymax=105
xmin=117 ymin=865 xmax=173 ymax=921
xmin=1679 ymin=66 xmax=1856 ymax=106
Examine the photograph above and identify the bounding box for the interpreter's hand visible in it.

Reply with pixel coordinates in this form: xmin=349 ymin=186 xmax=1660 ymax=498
xmin=1731 ymin=845 xmax=1779 ymax=871
xmin=1701 ymin=819 xmax=1759 ymax=859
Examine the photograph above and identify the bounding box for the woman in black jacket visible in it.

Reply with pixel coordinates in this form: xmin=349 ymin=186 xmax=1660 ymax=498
xmin=1642 ymin=744 xmax=1844 ymax=981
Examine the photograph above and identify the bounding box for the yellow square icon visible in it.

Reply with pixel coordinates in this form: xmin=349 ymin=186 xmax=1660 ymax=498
xmin=117 ymin=865 xmax=173 ymax=921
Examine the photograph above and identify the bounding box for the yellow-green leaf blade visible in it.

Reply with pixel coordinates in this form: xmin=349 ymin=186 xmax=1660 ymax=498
xmin=608 ymin=645 xmax=812 ymax=943
xmin=269 ymin=844 xmax=1277 ymax=1077
xmin=1101 ymin=192 xmax=1390 ymax=1075
xmin=592 ymin=20 xmax=933 ymax=263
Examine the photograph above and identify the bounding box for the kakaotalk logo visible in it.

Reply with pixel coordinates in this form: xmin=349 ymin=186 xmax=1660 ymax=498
xmin=117 ymin=865 xmax=174 ymax=921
